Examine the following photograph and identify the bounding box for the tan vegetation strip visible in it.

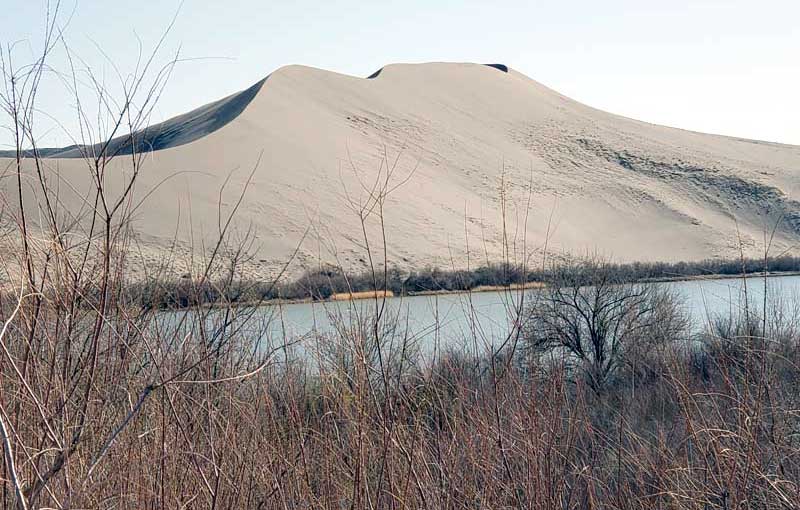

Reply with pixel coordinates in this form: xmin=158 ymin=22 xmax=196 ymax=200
xmin=330 ymin=290 xmax=395 ymax=301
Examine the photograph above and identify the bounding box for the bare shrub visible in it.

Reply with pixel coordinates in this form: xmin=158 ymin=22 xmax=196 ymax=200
xmin=523 ymin=256 xmax=688 ymax=393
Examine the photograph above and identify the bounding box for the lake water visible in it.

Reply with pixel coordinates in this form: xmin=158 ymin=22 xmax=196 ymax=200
xmin=241 ymin=274 xmax=800 ymax=358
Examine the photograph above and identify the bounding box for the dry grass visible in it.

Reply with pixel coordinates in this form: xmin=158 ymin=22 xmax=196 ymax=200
xmin=331 ymin=289 xmax=395 ymax=301
xmin=3 ymin=285 xmax=799 ymax=509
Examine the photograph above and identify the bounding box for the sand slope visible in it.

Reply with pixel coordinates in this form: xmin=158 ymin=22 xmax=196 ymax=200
xmin=3 ymin=62 xmax=800 ymax=279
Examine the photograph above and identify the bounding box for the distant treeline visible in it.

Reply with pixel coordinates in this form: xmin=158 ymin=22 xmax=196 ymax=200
xmin=127 ymin=254 xmax=800 ymax=310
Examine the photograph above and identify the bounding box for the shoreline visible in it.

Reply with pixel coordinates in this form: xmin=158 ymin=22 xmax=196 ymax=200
xmin=174 ymin=270 xmax=800 ymax=312
xmin=637 ymin=270 xmax=800 ymax=284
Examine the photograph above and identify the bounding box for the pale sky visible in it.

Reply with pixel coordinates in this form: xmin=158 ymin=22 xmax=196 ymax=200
xmin=2 ymin=0 xmax=799 ymax=148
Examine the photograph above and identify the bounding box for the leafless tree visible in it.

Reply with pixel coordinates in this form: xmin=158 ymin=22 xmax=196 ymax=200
xmin=524 ymin=256 xmax=685 ymax=393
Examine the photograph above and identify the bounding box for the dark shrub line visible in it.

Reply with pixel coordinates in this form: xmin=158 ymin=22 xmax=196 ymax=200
xmin=126 ymin=255 xmax=800 ymax=310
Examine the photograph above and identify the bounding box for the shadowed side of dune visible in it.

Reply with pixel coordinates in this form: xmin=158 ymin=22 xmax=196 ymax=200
xmin=484 ymin=63 xmax=508 ymax=72
xmin=1 ymin=77 xmax=267 ymax=159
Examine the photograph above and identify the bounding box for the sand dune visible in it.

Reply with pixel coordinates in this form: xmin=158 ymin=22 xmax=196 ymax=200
xmin=3 ymin=62 xmax=799 ymax=280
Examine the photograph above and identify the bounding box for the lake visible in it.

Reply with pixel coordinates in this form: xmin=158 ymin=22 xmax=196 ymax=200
xmin=238 ymin=274 xmax=800 ymax=359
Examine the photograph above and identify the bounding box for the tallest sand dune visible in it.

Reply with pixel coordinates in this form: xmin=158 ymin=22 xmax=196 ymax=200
xmin=2 ymin=62 xmax=800 ymax=279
